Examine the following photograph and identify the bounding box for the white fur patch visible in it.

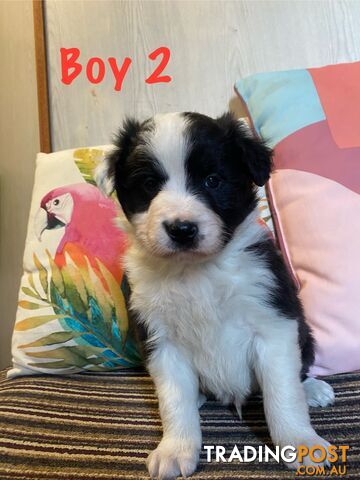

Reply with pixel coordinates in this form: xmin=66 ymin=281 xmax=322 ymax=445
xmin=145 ymin=113 xmax=189 ymax=194
xmin=94 ymin=155 xmax=114 ymax=196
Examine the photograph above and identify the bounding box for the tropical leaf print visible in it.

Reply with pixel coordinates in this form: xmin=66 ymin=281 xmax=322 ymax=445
xmin=17 ymin=251 xmax=142 ymax=372
xmin=258 ymin=193 xmax=274 ymax=232
xmin=73 ymin=148 xmax=104 ymax=186
xmin=74 ymin=148 xmax=119 ymax=202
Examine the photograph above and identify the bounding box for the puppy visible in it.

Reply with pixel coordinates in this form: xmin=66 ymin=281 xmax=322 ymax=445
xmin=96 ymin=112 xmax=335 ymax=479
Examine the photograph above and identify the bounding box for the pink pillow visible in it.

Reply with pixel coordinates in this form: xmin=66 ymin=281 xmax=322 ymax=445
xmin=235 ymin=62 xmax=360 ymax=376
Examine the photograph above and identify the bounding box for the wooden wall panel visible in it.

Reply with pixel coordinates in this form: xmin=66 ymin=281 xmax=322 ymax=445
xmin=45 ymin=0 xmax=360 ymax=151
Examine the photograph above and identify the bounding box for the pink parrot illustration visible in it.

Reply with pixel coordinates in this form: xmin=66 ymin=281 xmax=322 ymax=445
xmin=34 ymin=183 xmax=127 ymax=283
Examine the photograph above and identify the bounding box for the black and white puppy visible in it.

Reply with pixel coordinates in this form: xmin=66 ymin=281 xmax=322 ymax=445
xmin=96 ymin=112 xmax=335 ymax=479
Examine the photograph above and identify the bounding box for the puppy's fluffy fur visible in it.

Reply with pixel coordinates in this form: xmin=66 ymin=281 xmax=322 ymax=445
xmin=97 ymin=112 xmax=335 ymax=479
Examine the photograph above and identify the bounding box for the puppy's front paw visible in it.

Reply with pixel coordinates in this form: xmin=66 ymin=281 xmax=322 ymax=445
xmin=283 ymin=432 xmax=332 ymax=470
xmin=147 ymin=437 xmax=199 ymax=479
xmin=303 ymin=378 xmax=335 ymax=407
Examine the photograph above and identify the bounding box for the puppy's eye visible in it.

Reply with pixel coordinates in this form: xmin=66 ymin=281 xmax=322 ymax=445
xmin=143 ymin=177 xmax=158 ymax=193
xmin=204 ymin=174 xmax=221 ymax=189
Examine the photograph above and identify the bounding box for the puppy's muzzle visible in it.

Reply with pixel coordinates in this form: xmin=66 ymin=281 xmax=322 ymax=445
xmin=163 ymin=219 xmax=198 ymax=247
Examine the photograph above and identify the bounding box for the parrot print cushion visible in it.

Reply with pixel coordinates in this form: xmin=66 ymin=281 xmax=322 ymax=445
xmin=8 ymin=147 xmax=143 ymax=378
xmin=235 ymin=61 xmax=360 ymax=376
xmin=9 ymin=145 xmax=274 ymax=378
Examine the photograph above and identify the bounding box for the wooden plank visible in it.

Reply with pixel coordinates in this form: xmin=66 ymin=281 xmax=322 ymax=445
xmin=44 ymin=0 xmax=360 ymax=151
xmin=33 ymin=0 xmax=51 ymax=153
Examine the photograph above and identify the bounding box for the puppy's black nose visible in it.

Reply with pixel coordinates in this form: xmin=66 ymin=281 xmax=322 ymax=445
xmin=163 ymin=220 xmax=198 ymax=245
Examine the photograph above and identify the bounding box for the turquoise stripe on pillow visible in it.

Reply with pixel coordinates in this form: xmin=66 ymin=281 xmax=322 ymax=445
xmin=235 ymin=69 xmax=325 ymax=147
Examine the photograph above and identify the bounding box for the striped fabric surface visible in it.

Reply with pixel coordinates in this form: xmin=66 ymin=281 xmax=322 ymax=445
xmin=0 ymin=368 xmax=359 ymax=479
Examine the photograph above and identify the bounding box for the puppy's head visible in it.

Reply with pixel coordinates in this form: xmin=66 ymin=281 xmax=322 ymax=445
xmin=96 ymin=112 xmax=272 ymax=258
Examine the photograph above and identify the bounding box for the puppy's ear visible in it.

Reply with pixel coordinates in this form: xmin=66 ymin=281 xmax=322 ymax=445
xmin=95 ymin=118 xmax=142 ymax=195
xmin=217 ymin=112 xmax=273 ymax=186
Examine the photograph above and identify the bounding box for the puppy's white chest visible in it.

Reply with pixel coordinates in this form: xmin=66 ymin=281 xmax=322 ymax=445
xmin=192 ymin=316 xmax=254 ymax=402
xmin=131 ymin=261 xmax=256 ymax=400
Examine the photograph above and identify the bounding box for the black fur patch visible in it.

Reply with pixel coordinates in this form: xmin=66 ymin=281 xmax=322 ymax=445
xmin=106 ymin=118 xmax=168 ymax=219
xmin=246 ymin=238 xmax=315 ymax=379
xmin=183 ymin=112 xmax=272 ymax=240
xmin=127 ymin=309 xmax=152 ymax=363
xmin=122 ymin=274 xmax=150 ymax=363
